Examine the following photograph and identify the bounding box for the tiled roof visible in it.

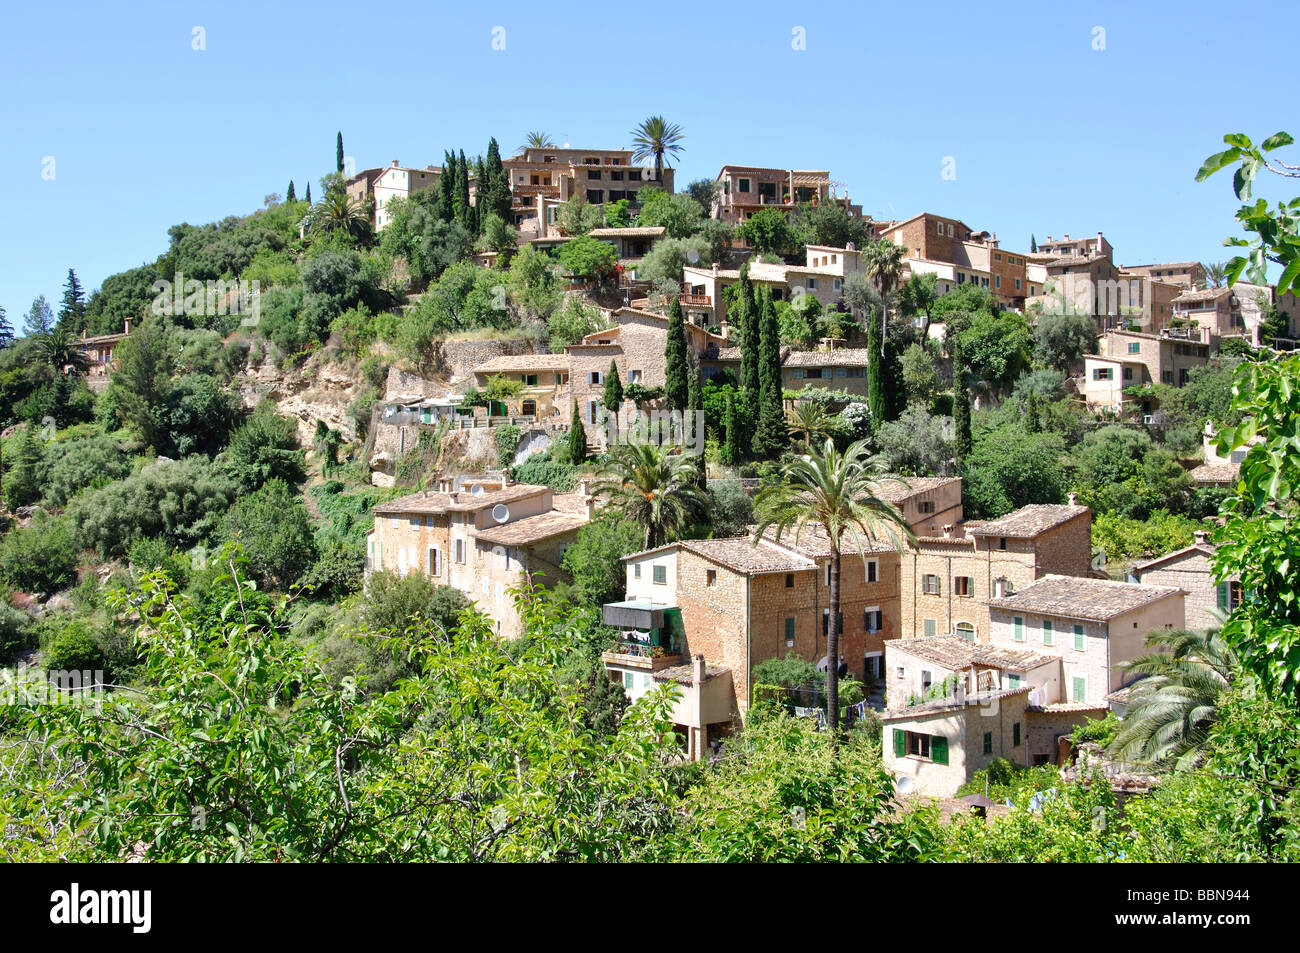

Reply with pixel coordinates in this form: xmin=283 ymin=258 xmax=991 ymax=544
xmin=759 ymin=522 xmax=903 ymax=559
xmin=888 ymin=635 xmax=1056 ymax=673
xmin=880 ymin=687 xmax=1030 ymax=721
xmin=373 ymin=483 xmax=548 ymax=515
xmin=652 ymin=662 xmax=730 ymax=685
xmin=587 ymin=226 xmax=666 ymax=239
xmin=1027 ymin=701 xmax=1109 ymax=713
xmin=472 ymin=353 xmax=569 ymax=374
xmin=1132 ymin=539 xmax=1215 ymax=573
xmin=472 ymin=510 xmax=588 ymax=546
xmin=986 ymin=574 xmax=1183 ymax=621
xmin=1174 ymin=286 xmax=1232 ymax=304
xmin=967 ymin=504 xmax=1090 ymax=539
xmin=681 ymin=536 xmax=816 ymax=574
xmin=783 ymin=348 xmax=871 ymax=368
xmin=1047 ymin=254 xmax=1107 ymax=268
xmin=875 ymin=475 xmax=960 ymax=504
xmin=1190 ymin=462 xmax=1239 ymax=485
xmin=1122 ymin=261 xmax=1201 ymax=270
xmin=707 ymin=346 xmax=742 ymax=362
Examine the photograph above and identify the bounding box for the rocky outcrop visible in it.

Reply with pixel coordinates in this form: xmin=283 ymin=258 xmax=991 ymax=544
xmin=235 ymin=347 xmax=366 ymax=446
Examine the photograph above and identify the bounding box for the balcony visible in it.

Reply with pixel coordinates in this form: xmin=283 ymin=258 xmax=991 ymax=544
xmin=629 ymin=293 xmax=712 ymax=310
xmin=601 ymin=601 xmax=684 ymax=670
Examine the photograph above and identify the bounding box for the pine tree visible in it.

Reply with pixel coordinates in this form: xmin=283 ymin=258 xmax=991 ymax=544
xmin=723 ymin=390 xmax=739 ymax=466
xmin=664 ymin=296 xmax=689 ymax=411
xmin=58 ymin=269 xmax=86 ymax=333
xmin=439 ymin=151 xmax=457 ymax=222
xmin=23 ymin=295 xmax=54 ymax=337
xmin=952 ymin=338 xmax=972 ymax=464
xmin=603 ymin=359 xmax=624 ymax=420
xmin=286 ymin=180 xmax=296 ymax=202
xmin=867 ymin=302 xmax=887 ymax=425
xmin=336 ymin=132 xmax=345 ymax=174
xmin=305 ymin=182 xmax=312 ymax=204
xmin=751 ymin=288 xmax=787 ymax=459
xmin=568 ymin=403 xmax=587 ymax=462
xmin=0 ymin=305 xmax=13 ymax=348
xmin=454 ymin=150 xmax=471 ymax=225
xmin=2 ymin=424 xmax=46 ymax=510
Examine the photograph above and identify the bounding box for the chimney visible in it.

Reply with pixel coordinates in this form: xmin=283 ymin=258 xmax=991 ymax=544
xmin=391 ymin=159 xmax=400 ymax=167
xmin=579 ymin=478 xmax=590 ymax=496
xmin=719 ymin=316 xmax=730 ymax=341
xmin=1194 ymin=530 xmax=1209 ymax=545
xmin=712 ymin=262 xmax=719 ymax=277
xmin=942 ymin=524 xmax=953 ymax=538
xmin=955 ymin=680 xmax=967 ymax=705
xmin=693 ymin=654 xmax=706 ymax=688
xmin=1068 ymin=492 xmax=1078 ymax=506
xmin=1063 ymin=233 xmax=1070 ymax=241
xmin=124 ymin=318 xmax=132 ymax=335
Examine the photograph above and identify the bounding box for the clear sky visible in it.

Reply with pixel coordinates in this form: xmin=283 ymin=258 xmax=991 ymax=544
xmin=2 ymin=0 xmax=1297 ymax=324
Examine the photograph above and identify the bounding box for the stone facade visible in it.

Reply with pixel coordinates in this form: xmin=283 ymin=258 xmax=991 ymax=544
xmin=1134 ymin=535 xmax=1239 ymax=633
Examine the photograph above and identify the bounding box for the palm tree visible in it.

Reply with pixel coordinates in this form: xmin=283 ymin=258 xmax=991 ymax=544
xmin=786 ymin=401 xmax=841 ymax=448
xmin=898 ymin=272 xmax=939 ymax=338
xmin=311 ymin=187 xmax=369 ymax=239
xmin=1202 ymin=261 xmax=1227 ymax=288
xmin=753 ymin=438 xmax=915 ymax=734
xmin=863 ymin=239 xmax=909 ymax=344
xmin=38 ymin=327 xmax=89 ymax=376
xmin=594 ymin=441 xmax=708 ymax=550
xmin=1107 ymin=626 xmax=1236 ymax=771
xmin=521 ymin=131 xmax=555 ymax=151
xmin=629 ymin=116 xmax=684 ymax=183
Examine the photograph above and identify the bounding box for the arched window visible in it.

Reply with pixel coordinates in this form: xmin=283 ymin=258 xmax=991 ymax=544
xmin=956 ymin=622 xmax=976 ymax=642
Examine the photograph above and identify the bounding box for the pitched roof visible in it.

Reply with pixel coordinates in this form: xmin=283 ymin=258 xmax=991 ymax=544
xmin=373 ymin=483 xmax=548 ymax=516
xmin=1190 ymin=462 xmax=1239 ymax=485
xmin=880 ymin=687 xmax=1030 ymax=721
xmin=1174 ymin=286 xmax=1232 ymax=304
xmin=875 ymin=475 xmax=961 ymax=504
xmin=652 ymin=662 xmax=731 ymax=685
xmin=986 ymin=574 xmax=1184 ymax=622
xmin=782 ymin=348 xmax=871 ymax=368
xmin=587 ymin=226 xmax=666 ymax=239
xmin=472 ymin=353 xmax=569 ymax=374
xmin=472 ymin=510 xmax=588 ymax=546
xmin=888 ymin=635 xmax=1056 ymax=673
xmin=967 ymin=504 xmax=1090 ymax=539
xmin=1132 ymin=537 xmax=1215 ymax=573
xmin=759 ymin=522 xmax=902 ymax=559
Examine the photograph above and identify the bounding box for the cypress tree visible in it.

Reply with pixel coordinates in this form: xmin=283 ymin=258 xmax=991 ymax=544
xmin=568 ymin=403 xmax=587 ymax=462
xmin=286 ymin=180 xmax=296 ymax=202
xmin=736 ymin=263 xmax=760 ymax=399
xmin=867 ymin=302 xmax=887 ymax=425
xmin=687 ymin=349 xmax=705 ymax=485
xmin=1024 ymin=389 xmax=1041 ymax=433
xmin=953 ymin=338 xmax=972 ymax=464
xmin=751 ymin=288 xmax=787 ymax=459
xmin=336 ymin=132 xmax=344 ymax=173
xmin=1030 ymin=234 xmax=1038 ymax=253
xmin=723 ymin=390 xmax=739 ymax=466
xmin=437 ymin=151 xmax=455 ymax=222
xmin=664 ymin=296 xmax=689 ymax=411
xmin=884 ymin=336 xmax=906 ymax=421
xmin=485 ymin=137 xmax=512 ymax=221
xmin=603 ymin=359 xmax=623 ymax=417
xmin=3 ymin=425 xmax=45 ymax=509
xmin=0 ymin=306 xmax=13 ymax=349
xmin=455 ymin=150 xmax=471 ymax=225
xmin=305 ymin=182 xmax=312 ymax=204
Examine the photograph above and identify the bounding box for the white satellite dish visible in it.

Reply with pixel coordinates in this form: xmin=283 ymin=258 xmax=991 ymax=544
xmin=492 ymin=504 xmax=510 ymax=524
xmin=896 ymin=776 xmax=913 ymax=795
xmin=470 ymin=483 xmax=485 ymax=497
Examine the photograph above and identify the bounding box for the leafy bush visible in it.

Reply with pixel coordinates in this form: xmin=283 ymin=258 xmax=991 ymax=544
xmin=223 ymin=404 xmax=306 ymax=492
xmin=706 ymin=478 xmax=753 ymax=537
xmin=511 ymin=452 xmax=578 ymax=491
xmin=0 ymin=513 xmax=79 ymax=595
xmin=361 ymin=571 xmax=470 ymax=634
xmin=218 ymin=479 xmax=318 ymax=589
xmin=495 ymin=424 xmax=521 ymax=467
xmin=1091 ymin=509 xmax=1200 ymax=562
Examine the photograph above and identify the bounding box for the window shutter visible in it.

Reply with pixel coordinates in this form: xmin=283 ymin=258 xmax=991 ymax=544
xmin=931 ymin=736 xmax=949 ymax=765
xmin=893 ymin=729 xmax=907 ymax=758
xmin=983 ymin=732 xmax=992 ymax=755
xmin=1013 ymin=722 xmax=1021 ymax=747
xmin=1216 ymin=583 xmax=1229 ymax=610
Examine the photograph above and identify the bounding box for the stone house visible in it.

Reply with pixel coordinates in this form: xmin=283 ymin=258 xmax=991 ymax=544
xmin=879 ymin=212 xmax=977 ymax=265
xmin=1133 ymin=530 xmax=1240 ymax=632
xmin=711 ymin=166 xmax=862 ymax=231
xmin=73 ymin=321 xmax=132 ymax=389
xmin=682 ymin=243 xmax=864 ymax=328
xmin=898 ymin=502 xmax=1094 ymax=644
xmin=1170 ymin=283 xmax=1271 ymax=343
xmin=366 ymin=160 xmax=442 ymax=231
xmin=471 ymin=353 xmax=572 ymax=420
xmin=1119 ymin=261 xmax=1207 ymax=290
xmin=1079 ymin=328 xmax=1211 ymax=414
xmin=366 ymin=480 xmax=592 ymax=639
xmin=505 ymin=147 xmax=671 ymax=239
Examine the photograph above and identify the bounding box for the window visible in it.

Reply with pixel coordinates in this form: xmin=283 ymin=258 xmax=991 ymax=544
xmin=1005 ymin=673 xmax=1023 ymax=689
xmin=922 ymin=574 xmax=941 ymax=595
xmin=784 ymin=617 xmax=795 ymax=646
xmin=523 ymin=373 xmax=538 ymax=386
xmin=610 ymin=170 xmax=624 ymax=181
xmin=738 ymin=178 xmax=750 ymax=193
xmin=1071 ymin=675 xmax=1087 ymax=703
xmin=1122 ymin=367 xmax=1133 ymax=381
xmin=1073 ymin=624 xmax=1085 ymax=651
xmin=936 ymin=221 xmax=944 ymax=235
xmin=1128 ymin=341 xmax=1141 ymax=354
xmin=995 ymin=275 xmax=1002 ymax=289
xmin=785 ymin=573 xmax=795 ymax=588
xmin=924 ymin=619 xmax=937 ymax=637
xmin=894 ymin=730 xmax=948 ymax=765
xmin=1015 ymin=277 xmax=1022 ymax=290
xmin=956 ymin=622 xmax=975 ymax=642
xmin=806 ymin=277 xmax=817 ymax=290
xmin=918 ymin=500 xmax=936 ymax=514
xmin=633 ymin=563 xmax=641 ymax=579
xmin=705 ymin=569 xmax=717 ymax=587
xmin=947 ymin=224 xmax=955 ymax=237
xmin=628 ymin=369 xmax=642 ymax=383
xmin=999 ymin=537 xmax=1007 ymax=550
xmin=1216 ymin=581 xmax=1243 ymax=612
xmin=954 ymin=576 xmax=972 ymax=597
xmin=1013 ymin=722 xmax=1021 ymax=746
xmin=587 ymin=169 xmax=601 ymax=181
xmin=921 ymin=670 xmax=933 ymax=691
xmin=586 ymin=189 xmax=603 ymax=204
xmin=455 ymin=539 xmax=465 ymax=564
xmin=652 ymin=565 xmax=667 ymax=585
xmin=428 ymin=548 xmax=440 ymax=576
xmin=1093 ymin=367 xmax=1114 ymax=381
xmin=628 ymin=169 xmax=642 ymax=181
xmin=590 ymin=370 xmax=603 ymax=385
xmin=833 ymin=277 xmax=842 ymax=293
xmin=1013 ymin=616 xmax=1024 ymax=642
xmin=865 ymin=607 xmax=883 ymax=633
xmin=983 ymin=732 xmax=993 ymax=755
xmin=1042 ymin=619 xmax=1054 ymax=646
xmin=865 ymin=560 xmax=878 ymax=583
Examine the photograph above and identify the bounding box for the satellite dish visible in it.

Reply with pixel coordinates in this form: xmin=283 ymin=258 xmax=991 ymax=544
xmin=896 ymin=776 xmax=913 ymax=795
xmin=686 ymin=249 xmax=700 ymax=265
xmin=492 ymin=504 xmax=510 ymax=524
xmin=470 ymin=483 xmax=485 ymax=497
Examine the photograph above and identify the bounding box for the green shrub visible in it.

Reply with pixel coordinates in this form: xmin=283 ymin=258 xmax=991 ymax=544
xmin=0 ymin=513 xmax=79 ymax=595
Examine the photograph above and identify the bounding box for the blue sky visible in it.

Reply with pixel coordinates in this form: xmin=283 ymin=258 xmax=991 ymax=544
xmin=2 ymin=0 xmax=1297 ymax=325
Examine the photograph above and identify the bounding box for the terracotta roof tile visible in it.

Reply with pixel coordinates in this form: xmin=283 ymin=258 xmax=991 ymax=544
xmin=373 ymin=483 xmax=548 ymax=516
xmin=967 ymin=504 xmax=1090 ymax=539
xmin=472 ymin=353 xmax=569 ymax=374
xmin=986 ymin=574 xmax=1183 ymax=621
xmin=888 ymin=635 xmax=1056 ymax=673
xmin=472 ymin=510 xmax=588 ymax=546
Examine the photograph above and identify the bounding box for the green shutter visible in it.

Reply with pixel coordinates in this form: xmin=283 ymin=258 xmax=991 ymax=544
xmin=1014 ymin=617 xmax=1024 ymax=642
xmin=784 ymin=617 xmax=795 ymax=641
xmin=1073 ymin=676 xmax=1086 ymax=702
xmin=1074 ymin=624 xmax=1085 ymax=651
xmin=1042 ymin=619 xmax=1054 ymax=646
xmin=983 ymin=732 xmax=992 ymax=755
xmin=931 ymin=735 xmax=949 ymax=765
xmin=893 ymin=729 xmax=907 ymax=758
xmin=1013 ymin=722 xmax=1021 ymax=746
xmin=1216 ymin=583 xmax=1229 ymax=610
